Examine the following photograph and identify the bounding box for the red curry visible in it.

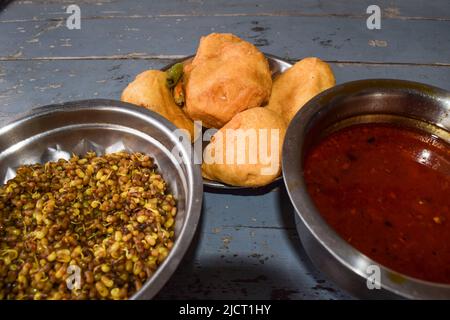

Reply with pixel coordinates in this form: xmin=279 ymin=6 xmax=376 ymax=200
xmin=304 ymin=123 xmax=450 ymax=283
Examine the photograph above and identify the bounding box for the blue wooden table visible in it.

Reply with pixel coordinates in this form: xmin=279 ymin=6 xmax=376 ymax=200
xmin=0 ymin=0 xmax=449 ymax=299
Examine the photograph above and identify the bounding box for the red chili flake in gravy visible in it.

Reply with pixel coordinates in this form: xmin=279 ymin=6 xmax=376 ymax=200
xmin=304 ymin=123 xmax=450 ymax=283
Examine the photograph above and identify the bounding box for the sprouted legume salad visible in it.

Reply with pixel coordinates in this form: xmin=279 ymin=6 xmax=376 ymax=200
xmin=0 ymin=151 xmax=177 ymax=300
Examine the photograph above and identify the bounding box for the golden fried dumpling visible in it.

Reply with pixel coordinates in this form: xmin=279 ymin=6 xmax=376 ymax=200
xmin=121 ymin=70 xmax=195 ymax=140
xmin=184 ymin=33 xmax=272 ymax=128
xmin=267 ymin=57 xmax=335 ymax=125
xmin=202 ymin=107 xmax=286 ymax=187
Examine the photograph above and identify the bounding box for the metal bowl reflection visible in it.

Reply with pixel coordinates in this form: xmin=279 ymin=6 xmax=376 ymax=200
xmin=0 ymin=99 xmax=203 ymax=299
xmin=282 ymin=79 xmax=450 ymax=299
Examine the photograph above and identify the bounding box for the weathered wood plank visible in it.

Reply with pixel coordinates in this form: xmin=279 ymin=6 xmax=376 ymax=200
xmin=0 ymin=59 xmax=168 ymax=117
xmin=157 ymin=227 xmax=351 ymax=299
xmin=1 ymin=0 xmax=449 ymax=22
xmin=0 ymin=16 xmax=449 ymax=65
xmin=1 ymin=59 xmax=448 ymax=123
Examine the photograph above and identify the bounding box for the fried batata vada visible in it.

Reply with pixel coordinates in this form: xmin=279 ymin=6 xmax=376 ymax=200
xmin=202 ymin=107 xmax=286 ymax=187
xmin=267 ymin=57 xmax=335 ymax=125
xmin=121 ymin=70 xmax=195 ymax=140
xmin=184 ymin=33 xmax=272 ymax=128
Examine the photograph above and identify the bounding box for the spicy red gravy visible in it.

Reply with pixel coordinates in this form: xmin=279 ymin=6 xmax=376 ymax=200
xmin=304 ymin=123 xmax=450 ymax=283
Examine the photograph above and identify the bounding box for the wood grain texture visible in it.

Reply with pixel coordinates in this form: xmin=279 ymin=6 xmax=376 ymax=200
xmin=1 ymin=0 xmax=449 ymax=22
xmin=157 ymin=227 xmax=350 ymax=299
xmin=1 ymin=59 xmax=448 ymax=119
xmin=0 ymin=15 xmax=449 ymax=65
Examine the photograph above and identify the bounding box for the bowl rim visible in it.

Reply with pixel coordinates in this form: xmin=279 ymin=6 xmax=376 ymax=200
xmin=282 ymin=79 xmax=450 ymax=299
xmin=0 ymin=99 xmax=204 ymax=300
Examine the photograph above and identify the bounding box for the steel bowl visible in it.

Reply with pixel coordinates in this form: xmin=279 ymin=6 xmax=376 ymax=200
xmin=0 ymin=99 xmax=203 ymax=300
xmin=282 ymin=79 xmax=450 ymax=299
xmin=161 ymin=54 xmax=292 ymax=190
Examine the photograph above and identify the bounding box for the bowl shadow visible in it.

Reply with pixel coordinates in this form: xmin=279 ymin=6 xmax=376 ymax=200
xmin=156 ymin=186 xmax=351 ymax=300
